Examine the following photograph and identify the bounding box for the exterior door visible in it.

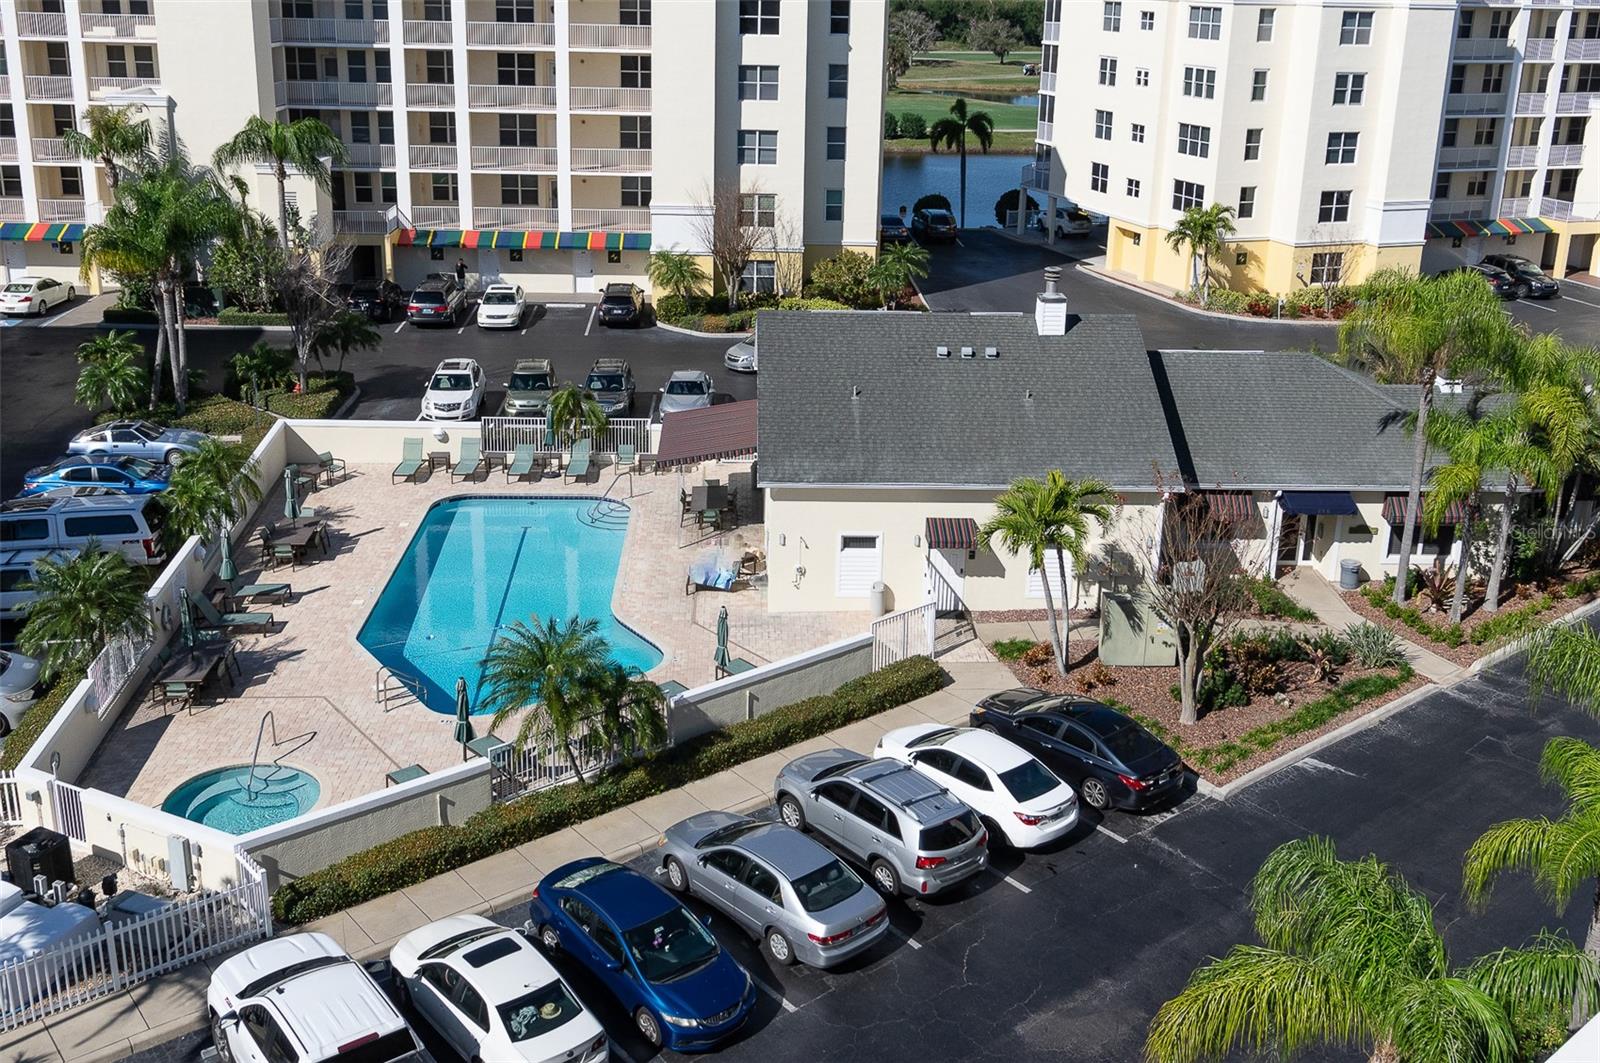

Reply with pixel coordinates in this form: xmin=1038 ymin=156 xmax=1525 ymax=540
xmin=1275 ymin=514 xmax=1303 ymax=575
xmin=2 ymin=242 xmax=26 ymax=283
xmin=477 ymin=248 xmax=502 ymax=287
xmin=573 ymin=250 xmax=595 ymax=292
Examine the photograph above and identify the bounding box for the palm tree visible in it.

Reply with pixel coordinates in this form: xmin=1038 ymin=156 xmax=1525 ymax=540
xmin=1478 ymin=393 xmax=1576 ymax=612
xmin=1464 ymin=736 xmax=1600 ymax=1026
xmin=585 ymin=663 xmax=668 ymax=762
xmin=927 ymin=97 xmax=995 ymax=228
xmin=547 ymin=383 xmax=609 ymax=444
xmin=869 ymin=240 xmax=930 ymax=308
xmin=481 ymin=617 xmax=614 ymax=784
xmin=1419 ymin=401 xmax=1497 ymax=624
xmin=74 ymin=329 xmax=148 ymax=414
xmin=646 ymin=250 xmax=708 ymax=302
xmin=159 ymin=438 xmax=263 ymax=550
xmin=60 ymin=104 xmax=153 ymax=191
xmin=1146 ymin=835 xmax=1599 ymax=1063
xmin=1336 ymin=268 xmax=1517 ymax=605
xmin=309 ymin=310 xmax=381 ymax=376
xmin=1162 ymin=204 xmax=1236 ymax=307
xmin=18 ymin=547 xmax=152 ymax=678
xmin=1527 ymin=624 xmax=1600 ymax=718
xmin=213 ymin=116 xmax=348 ymax=249
xmin=978 ymin=473 xmax=1114 ymax=676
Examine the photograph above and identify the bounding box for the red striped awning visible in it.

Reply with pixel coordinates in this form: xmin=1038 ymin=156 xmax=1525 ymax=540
xmin=1202 ymin=491 xmax=1256 ymax=522
xmin=655 ymin=400 xmax=758 ymax=469
xmin=1383 ymin=494 xmax=1467 ymax=525
xmin=925 ymin=517 xmax=979 ymax=550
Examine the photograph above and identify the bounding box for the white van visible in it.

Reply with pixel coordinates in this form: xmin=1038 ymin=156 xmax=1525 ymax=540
xmin=0 ymin=492 xmax=167 ymax=565
xmin=0 ymin=548 xmax=77 ymax=619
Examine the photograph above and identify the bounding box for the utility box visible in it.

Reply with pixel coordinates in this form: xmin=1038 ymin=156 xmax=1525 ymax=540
xmin=6 ymin=827 xmax=72 ymax=894
xmin=1098 ymin=592 xmax=1178 ymax=667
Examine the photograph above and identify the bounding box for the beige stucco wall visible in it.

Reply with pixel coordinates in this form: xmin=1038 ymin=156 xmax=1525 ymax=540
xmin=669 ymin=636 xmax=873 ymax=743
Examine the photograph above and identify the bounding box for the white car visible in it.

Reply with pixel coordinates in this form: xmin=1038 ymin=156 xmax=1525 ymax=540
xmin=208 ymin=933 xmax=429 ymax=1063
xmin=1035 ymin=204 xmax=1095 ymax=239
xmin=391 ymin=915 xmax=608 ymax=1063
xmin=0 ymin=650 xmax=42 ymax=737
xmin=658 ymin=370 xmax=716 ymax=416
xmin=723 ymin=337 xmax=758 ymax=374
xmin=421 ymin=358 xmax=485 ymax=420
xmin=477 ymin=284 xmax=526 ymax=329
xmin=874 ymin=724 xmax=1079 ymax=850
xmin=0 ymin=276 xmax=75 ymax=316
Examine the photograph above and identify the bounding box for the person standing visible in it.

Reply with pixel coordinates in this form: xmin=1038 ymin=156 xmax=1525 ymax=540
xmin=455 ymin=256 xmax=467 ymax=289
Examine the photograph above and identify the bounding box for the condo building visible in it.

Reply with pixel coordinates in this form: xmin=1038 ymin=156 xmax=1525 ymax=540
xmin=0 ymin=0 xmax=886 ymax=292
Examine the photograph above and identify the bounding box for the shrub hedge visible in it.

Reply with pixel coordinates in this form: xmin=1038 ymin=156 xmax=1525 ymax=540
xmin=0 ymin=670 xmax=83 ymax=772
xmin=272 ymin=656 xmax=945 ymax=924
xmin=102 ymin=307 xmax=159 ymax=325
xmin=216 ymin=309 xmax=291 ymax=326
xmin=1243 ymin=576 xmax=1317 ymax=622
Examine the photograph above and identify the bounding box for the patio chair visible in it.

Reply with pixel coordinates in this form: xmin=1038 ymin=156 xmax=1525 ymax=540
xmin=255 ymin=526 xmax=274 ymax=564
xmin=191 ymin=590 xmax=275 ymax=634
xmin=155 ymin=680 xmax=195 ymax=715
xmin=716 ymin=657 xmax=757 ymax=679
xmin=451 ymin=437 xmax=485 ymax=483
xmin=393 ymin=437 xmax=425 ymax=483
xmin=564 ymin=438 xmax=593 ymax=483
xmin=615 ymin=445 xmax=636 ymax=472
xmin=505 ymin=443 xmax=541 ymax=483
xmin=658 ymin=680 xmax=687 ymax=698
xmin=317 ymin=450 xmax=347 ymax=485
xmin=271 ymin=542 xmax=298 ymax=569
xmin=290 ymin=464 xmax=316 ymax=495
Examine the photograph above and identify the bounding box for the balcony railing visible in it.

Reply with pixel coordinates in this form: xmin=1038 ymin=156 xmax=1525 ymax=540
xmin=570 ymin=148 xmax=652 ymax=172
xmin=403 ymin=19 xmax=453 ymax=44
xmin=1504 ymin=144 xmax=1540 ymax=167
xmin=0 ymin=197 xmax=24 ymax=220
xmin=405 ymin=82 xmax=456 ymax=107
xmin=1430 ymin=197 xmax=1492 ymax=220
xmin=1515 ymin=92 xmax=1547 ymax=113
xmin=1036 ymin=120 xmax=1053 ymax=141
xmin=571 ymin=207 xmax=650 ymax=231
xmin=1452 ymin=37 xmax=1512 ymax=60
xmin=270 ymin=17 xmax=388 ymax=45
xmin=1543 ymin=198 xmax=1575 ymax=220
xmin=333 ymin=209 xmax=390 ymax=234
xmin=471 ymin=145 xmax=558 ymax=170
xmin=467 ymin=83 xmax=556 ymax=109
xmin=1436 ymin=145 xmax=1499 ymax=169
xmin=39 ymin=198 xmax=87 ymax=221
xmin=89 ymin=76 xmax=161 ymax=95
xmin=343 ymin=142 xmax=396 ymax=167
xmin=408 ymin=144 xmax=458 ymax=169
xmin=24 ymin=76 xmax=74 ymax=100
xmin=1569 ymin=40 xmax=1600 ymax=60
xmin=474 ymin=206 xmax=558 ymax=229
xmin=278 ymin=80 xmax=393 ymax=107
xmin=1549 ymin=143 xmax=1586 ymax=166
xmin=0 ymin=138 xmax=15 ymax=162
xmin=466 ymin=21 xmax=555 ymax=47
xmin=16 ymin=10 xmax=68 ymax=36
xmin=410 ymin=205 xmax=460 ymax=227
xmin=569 ymin=86 xmax=650 ymax=112
xmin=1038 ymin=71 xmax=1056 ymax=94
xmin=1523 ymin=38 xmax=1557 ymax=60
xmin=568 ymin=23 xmax=652 ymax=49
xmin=1498 ymin=197 xmax=1531 ymax=216
xmin=1042 ymin=21 xmax=1060 ymax=43
xmin=31 ymin=137 xmax=73 ymax=162
xmin=1558 ymin=92 xmax=1600 ymax=114
xmin=0 ymin=80 xmax=9 ymax=100
xmin=1444 ymin=91 xmax=1507 ymax=115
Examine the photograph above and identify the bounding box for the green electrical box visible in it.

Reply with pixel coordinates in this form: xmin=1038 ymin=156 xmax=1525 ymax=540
xmin=1097 ymin=591 xmax=1178 ymax=667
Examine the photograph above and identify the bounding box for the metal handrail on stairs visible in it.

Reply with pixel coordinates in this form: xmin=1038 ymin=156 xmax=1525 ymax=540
xmin=242 ymin=710 xmax=315 ymax=802
xmin=375 ymin=664 xmax=425 ymax=709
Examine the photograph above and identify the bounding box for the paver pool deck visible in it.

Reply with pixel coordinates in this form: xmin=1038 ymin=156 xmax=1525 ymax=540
xmin=80 ymin=461 xmax=870 ymax=812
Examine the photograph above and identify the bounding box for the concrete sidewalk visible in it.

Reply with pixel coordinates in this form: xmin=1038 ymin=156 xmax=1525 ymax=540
xmin=0 ymin=661 xmax=1014 ymax=1063
xmin=1279 ymin=569 xmax=1461 ymax=682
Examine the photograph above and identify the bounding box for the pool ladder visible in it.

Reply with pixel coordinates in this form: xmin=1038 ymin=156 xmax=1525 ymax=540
xmin=375 ymin=665 xmax=425 ymax=710
xmin=583 ymin=477 xmax=631 ymax=529
xmin=242 ymin=710 xmax=316 ymax=803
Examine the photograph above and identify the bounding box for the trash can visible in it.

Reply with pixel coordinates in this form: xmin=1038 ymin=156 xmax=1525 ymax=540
xmin=869 ymin=581 xmax=888 ymax=617
xmin=1339 ymin=559 xmax=1361 ymax=590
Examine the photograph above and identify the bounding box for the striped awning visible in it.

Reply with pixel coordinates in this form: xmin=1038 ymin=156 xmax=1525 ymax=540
xmin=1201 ymin=491 xmax=1256 ymax=522
xmin=396 ymin=229 xmax=651 ymax=251
xmin=0 ymin=222 xmax=84 ymax=242
xmin=655 ymin=400 xmax=758 ymax=469
xmin=925 ymin=517 xmax=979 ymax=550
xmin=1383 ymin=493 xmax=1467 ymax=525
xmin=1425 ymin=217 xmax=1552 ymax=239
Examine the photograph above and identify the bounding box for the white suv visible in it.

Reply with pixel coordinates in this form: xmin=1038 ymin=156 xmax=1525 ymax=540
xmin=420 ymin=358 xmax=485 ymax=421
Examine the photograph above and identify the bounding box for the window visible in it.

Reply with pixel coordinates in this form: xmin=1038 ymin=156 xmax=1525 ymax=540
xmin=1090 ymin=162 xmax=1109 ymax=193
xmin=1488 ymin=9 xmax=1511 ymax=39
xmin=498 ymin=114 xmax=538 ymax=146
xmin=1094 ymin=109 xmax=1113 ymax=140
xmin=740 ymin=260 xmax=776 ymax=294
xmin=431 ymin=173 xmax=458 ymax=203
xmin=496 ymin=0 xmax=537 ymax=22
xmin=374 ymin=50 xmax=390 ymax=83
xmin=851 ymin=792 xmax=897 ymax=834
xmin=1449 ymin=64 xmax=1466 ymax=94
xmin=830 ymin=0 xmax=849 ymax=33
xmin=619 ymin=116 xmax=650 ymax=149
xmin=828 ymin=64 xmax=848 ymax=99
xmin=46 ymin=43 xmax=70 ymax=76
xmin=428 ymin=112 xmax=455 ymax=144
xmin=501 ymin=174 xmax=539 ymax=205
xmin=737 ymin=65 xmax=778 ymax=101
xmin=1172 ymin=179 xmax=1205 ymax=210
xmin=1130 ymin=122 xmax=1145 ymax=143
xmin=736 ymin=129 xmax=777 ymax=164
xmin=1243 ymin=128 xmax=1262 ymax=160
xmin=1568 ymin=65 xmax=1600 ymax=93
xmin=1311 ymin=252 xmax=1344 ymax=287
xmin=1188 ymin=5 xmax=1222 ymax=39
xmin=59 ymin=167 xmax=81 ymax=197
xmin=741 ymin=859 xmax=782 ymax=903
xmin=106 ymin=45 xmax=129 ymax=78
xmin=371 ymin=0 xmax=386 ymax=16
xmin=1257 ymin=8 xmax=1274 ymax=41
xmin=619 ymin=54 xmax=650 ymax=88
xmin=1098 ymin=56 xmax=1117 ymax=85
xmin=1325 ymin=131 xmax=1358 ymax=164
xmin=1251 ymin=69 xmax=1268 ymax=100
xmin=0 ymin=106 xmax=13 ymax=139
xmin=1126 ymin=177 xmax=1141 ymax=197
xmin=50 ymin=105 xmax=74 ymax=137
xmin=1104 ymin=1 xmax=1122 ymax=31
xmin=836 ymin=534 xmax=880 ymax=595
xmin=1456 ymin=9 xmax=1472 ymax=39
xmin=1339 ymin=10 xmax=1372 ymax=44
xmin=825 ymin=188 xmax=843 ymax=221
xmin=497 ymin=52 xmax=535 ymax=86
xmin=739 ymin=0 xmax=778 ymax=35
xmin=739 ymin=192 xmax=776 ymax=227
xmin=1433 ymin=172 xmax=1451 ymax=199
xmin=1238 ymin=185 xmax=1256 ymax=218
xmin=1042 ymin=43 xmax=1059 ymax=73
xmin=378 ymin=111 xmax=394 ymax=144
xmin=1480 ymin=64 xmax=1505 ymax=93
xmin=1140 ymin=10 xmax=1154 ymax=29
xmin=1332 ymin=71 xmax=1365 ymax=104
xmin=347 ymin=50 xmax=367 ymax=83
xmin=621 ymin=176 xmax=651 ymax=207
xmin=352 ymin=172 xmax=373 ymax=203
xmin=1038 ymin=95 xmax=1054 ymax=125
xmin=1177 ymin=123 xmax=1211 ymax=157
xmin=826 ymin=126 xmax=846 ymax=160
xmin=62 ymin=514 xmax=138 ymax=537
xmin=1182 ymin=66 xmax=1216 ymax=98
xmin=1465 ymin=172 xmax=1488 ymax=196
xmin=426 ymin=51 xmax=452 ymax=84
xmin=239 ymin=1007 xmax=297 ymax=1063
xmin=619 ymin=0 xmax=650 ymax=25
xmin=1317 ymin=189 xmax=1351 ymax=222
xmin=380 ymin=172 xmax=396 ymax=204
xmin=285 ymin=47 xmax=316 ymax=80
xmin=1135 ymin=67 xmax=1150 ymax=86
xmin=1441 ymin=118 xmax=1458 ymax=147
xmin=132 ymin=45 xmax=154 ymax=78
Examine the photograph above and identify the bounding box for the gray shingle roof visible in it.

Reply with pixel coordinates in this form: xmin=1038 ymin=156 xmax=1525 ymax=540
xmin=755 ymin=311 xmax=1184 ymax=490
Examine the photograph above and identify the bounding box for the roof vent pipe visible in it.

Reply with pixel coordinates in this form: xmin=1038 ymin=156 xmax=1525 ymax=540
xmin=1043 ymin=265 xmax=1061 ymax=295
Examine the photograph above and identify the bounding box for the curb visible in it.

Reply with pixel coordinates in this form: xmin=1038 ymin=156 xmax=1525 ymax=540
xmin=95 ymin=320 xmax=294 ymax=332
xmin=655 ymin=320 xmax=752 ymax=340
xmin=1074 ymin=263 xmax=1339 ymax=327
xmin=329 ymin=385 xmax=363 ymax=420
xmin=1467 ymin=596 xmax=1600 ymax=674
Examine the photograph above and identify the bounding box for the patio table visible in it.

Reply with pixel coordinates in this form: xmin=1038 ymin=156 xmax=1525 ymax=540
xmin=690 ymin=484 xmax=728 ymax=512
xmin=428 ymin=451 xmax=451 ymax=471
xmin=155 ymin=643 xmax=238 ymax=692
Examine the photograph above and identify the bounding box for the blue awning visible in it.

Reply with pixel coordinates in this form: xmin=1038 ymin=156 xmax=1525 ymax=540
xmin=1280 ymin=491 xmax=1358 ymax=516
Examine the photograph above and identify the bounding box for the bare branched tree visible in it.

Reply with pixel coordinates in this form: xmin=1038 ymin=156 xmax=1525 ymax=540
xmin=770 ymin=209 xmax=805 ymax=298
xmin=690 ymin=179 xmax=767 ymax=310
xmin=271 ymin=224 xmax=355 ymax=392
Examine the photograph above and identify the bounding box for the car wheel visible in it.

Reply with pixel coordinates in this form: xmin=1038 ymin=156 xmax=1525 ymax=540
xmin=1080 ymin=777 xmax=1111 ymax=810
xmin=663 ymin=856 xmax=689 ymax=893
xmin=538 ymin=924 xmax=561 ymax=953
xmin=1516 ymin=283 xmax=1531 ymax=299
xmin=766 ymin=928 xmax=796 ymax=966
xmin=67 ymin=286 xmax=76 ymax=302
xmin=210 ymin=1011 xmax=235 ymax=1062
xmin=165 ymin=449 xmax=186 ymax=467
xmin=869 ymin=858 xmax=901 ymax=897
xmin=777 ymin=795 xmax=806 ymax=830
xmin=977 ymin=722 xmax=1001 ymax=735
xmin=0 ymin=714 xmax=12 ymax=739
xmin=634 ymin=1007 xmax=664 ymax=1048
xmin=980 ymin=816 xmax=1008 ymax=851
xmin=392 ymin=975 xmax=409 ymax=1008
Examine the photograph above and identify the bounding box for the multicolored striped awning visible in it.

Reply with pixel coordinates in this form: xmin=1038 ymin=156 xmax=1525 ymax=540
xmin=395 ymin=229 xmax=651 ymax=251
xmin=1202 ymin=491 xmax=1257 ymax=522
xmin=925 ymin=517 xmax=979 ymax=550
xmin=1425 ymin=217 xmax=1552 ymax=239
xmin=1383 ymin=494 xmax=1467 ymax=526
xmin=0 ymin=222 xmax=85 ymax=242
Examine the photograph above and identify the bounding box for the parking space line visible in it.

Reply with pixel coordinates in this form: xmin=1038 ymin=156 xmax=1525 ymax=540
xmin=1517 ymin=300 xmax=1558 ymax=313
xmin=892 ymin=930 xmax=923 ymax=950
xmin=457 ymin=324 xmax=467 ymax=334
xmin=999 ymin=873 xmax=1032 ymax=894
xmin=751 ymin=977 xmax=798 ymax=1013
xmin=393 ymin=322 xmax=406 ymax=333
xmin=521 ymin=325 xmax=529 ymax=335
xmin=1560 ymin=294 xmax=1600 ymax=311
xmin=584 ymin=306 xmax=597 ymax=335
xmin=1095 ymin=824 xmax=1129 ymax=844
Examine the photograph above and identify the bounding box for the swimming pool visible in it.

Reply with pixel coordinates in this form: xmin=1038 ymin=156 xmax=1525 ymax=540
xmin=357 ymin=497 xmax=662 ymax=715
xmin=162 ymin=766 xmax=321 ymax=834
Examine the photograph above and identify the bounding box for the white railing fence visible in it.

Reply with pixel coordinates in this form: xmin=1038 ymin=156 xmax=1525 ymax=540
xmin=49 ymin=778 xmax=86 ymax=842
xmin=488 ymin=714 xmax=660 ymax=802
xmin=0 ymin=772 xmax=21 ymax=826
xmin=86 ymin=631 xmax=152 ymax=721
xmin=871 ymin=601 xmax=937 ymax=670
xmin=479 ymin=416 xmax=652 ymax=457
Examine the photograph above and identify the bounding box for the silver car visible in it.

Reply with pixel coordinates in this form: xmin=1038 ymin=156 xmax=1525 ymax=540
xmin=0 ymin=650 xmax=42 ymax=737
xmin=774 ymin=750 xmax=989 ymax=898
xmin=67 ymin=420 xmax=208 ymax=465
xmin=658 ymin=370 xmax=715 ymax=416
xmin=657 ymin=811 xmax=888 ymax=969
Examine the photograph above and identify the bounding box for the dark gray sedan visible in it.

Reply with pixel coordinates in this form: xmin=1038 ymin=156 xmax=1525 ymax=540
xmin=656 ymin=811 xmax=888 ymax=969
xmin=67 ymin=420 xmax=207 ymax=465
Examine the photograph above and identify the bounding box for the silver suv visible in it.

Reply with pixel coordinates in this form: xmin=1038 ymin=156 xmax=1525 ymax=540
xmin=774 ymin=749 xmax=989 ymax=898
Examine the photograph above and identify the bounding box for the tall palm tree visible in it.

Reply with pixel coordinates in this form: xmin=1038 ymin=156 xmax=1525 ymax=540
xmin=1477 ymin=393 xmax=1577 ymax=612
xmin=1336 ymin=268 xmax=1517 ymax=605
xmin=1419 ymin=400 xmax=1497 ymax=624
xmin=1464 ymin=736 xmax=1600 ymax=1026
xmin=74 ymin=329 xmax=148 ymax=414
xmin=870 ymin=240 xmax=930 ymax=308
xmin=1527 ymin=624 xmax=1600 ymax=718
xmin=18 ymin=547 xmax=152 ymax=678
xmin=309 ymin=310 xmax=381 ymax=376
xmin=927 ymin=97 xmax=995 ymax=228
xmin=159 ymin=438 xmax=263 ymax=551
xmin=61 ymin=104 xmax=153 ymax=191
xmin=1162 ymin=204 xmax=1236 ymax=307
xmin=547 ymin=383 xmax=609 ymax=444
xmin=481 ymin=617 xmax=614 ymax=784
xmin=585 ymin=663 xmax=668 ymax=762
xmin=978 ymin=472 xmax=1114 ymax=676
xmin=646 ymin=250 xmax=708 ymax=302
xmin=1146 ymin=835 xmax=1598 ymax=1063
xmin=213 ymin=116 xmax=348 ymax=249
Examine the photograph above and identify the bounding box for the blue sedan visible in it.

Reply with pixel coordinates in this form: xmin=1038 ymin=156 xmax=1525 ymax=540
xmin=529 ymin=858 xmax=755 ymax=1052
xmin=19 ymin=455 xmax=173 ymax=497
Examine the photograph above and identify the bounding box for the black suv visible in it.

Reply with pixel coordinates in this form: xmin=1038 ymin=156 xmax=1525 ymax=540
xmin=406 ymin=278 xmax=467 ymax=325
xmin=911 ymin=208 xmax=958 ymax=243
xmin=584 ymin=358 xmax=635 ymax=415
xmin=1479 ymin=254 xmax=1560 ymax=299
xmin=597 ymin=282 xmax=647 ymax=327
xmin=346 ymin=279 xmax=406 ymax=322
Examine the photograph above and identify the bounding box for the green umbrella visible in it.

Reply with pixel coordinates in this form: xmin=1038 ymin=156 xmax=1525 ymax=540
xmin=714 ymin=605 xmax=731 ymax=676
xmin=453 ymin=676 xmax=475 ymax=761
xmin=217 ymin=524 xmax=237 ymax=583
xmin=282 ymin=465 xmax=300 ymax=522
xmin=179 ymin=587 xmax=196 ymax=648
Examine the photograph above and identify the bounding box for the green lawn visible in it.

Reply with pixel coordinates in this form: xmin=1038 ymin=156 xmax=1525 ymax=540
xmin=886 ymin=90 xmax=1036 ymax=131
xmin=925 ymin=46 xmax=1042 ymax=63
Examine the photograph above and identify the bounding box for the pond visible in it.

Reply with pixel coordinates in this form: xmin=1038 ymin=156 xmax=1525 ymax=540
xmin=882 ymin=152 xmax=1037 ymax=228
xmin=958 ymin=90 xmax=1040 ymax=108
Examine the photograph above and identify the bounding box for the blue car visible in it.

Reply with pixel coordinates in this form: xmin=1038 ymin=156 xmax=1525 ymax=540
xmin=19 ymin=455 xmax=173 ymax=497
xmin=528 ymin=858 xmax=755 ymax=1052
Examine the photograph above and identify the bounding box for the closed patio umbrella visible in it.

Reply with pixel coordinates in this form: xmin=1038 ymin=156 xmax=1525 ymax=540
xmin=454 ymin=676 xmax=475 ymax=761
xmin=217 ymin=524 xmax=237 ymax=584
xmin=714 ymin=605 xmax=731 ymax=676
xmin=178 ymin=588 xmax=196 ymax=647
xmin=282 ymin=465 xmax=300 ymax=522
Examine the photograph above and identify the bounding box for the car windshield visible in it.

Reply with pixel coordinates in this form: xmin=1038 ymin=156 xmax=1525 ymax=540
xmin=483 ymin=291 xmax=518 ymax=305
xmin=1514 ymin=264 xmax=1546 ymax=278
xmin=0 ymin=651 xmax=12 ymax=672
xmin=928 ymin=212 xmax=952 ymax=224
xmin=587 ymin=374 xmax=624 ymax=391
xmin=665 ymin=379 xmax=708 ymax=396
xmin=622 ymin=906 xmax=720 ymax=983
xmin=998 ymin=760 xmax=1060 ymax=802
xmin=918 ymin=809 xmax=981 ymax=852
xmin=430 ymin=373 xmax=473 ymax=391
xmin=1102 ymin=725 xmax=1165 ymax=763
xmin=790 ymin=859 xmax=864 ymax=913
xmin=509 ymin=372 xmax=551 ymax=391
xmin=4 ymin=283 xmax=34 ymax=293
xmin=497 ymin=980 xmax=584 ymax=1042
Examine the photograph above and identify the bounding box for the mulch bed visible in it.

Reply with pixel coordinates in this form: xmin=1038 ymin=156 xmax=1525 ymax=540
xmin=973 ymin=609 xmax=1095 ymax=623
xmin=1342 ymin=580 xmax=1600 ymax=666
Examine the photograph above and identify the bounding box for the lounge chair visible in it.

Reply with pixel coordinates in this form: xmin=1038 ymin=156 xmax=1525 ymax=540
xmin=451 ymin=437 xmax=485 ymax=483
xmin=317 ymin=450 xmax=347 ymax=485
xmin=190 ymin=590 xmax=275 ymax=634
xmin=221 ymin=579 xmax=291 ymax=607
xmin=505 ymin=443 xmax=541 ymax=483
xmin=658 ymin=680 xmax=687 ymax=698
xmin=393 ymin=437 xmax=425 ymax=483
xmin=716 ymin=657 xmax=757 ymax=679
xmin=564 ymin=438 xmax=593 ymax=483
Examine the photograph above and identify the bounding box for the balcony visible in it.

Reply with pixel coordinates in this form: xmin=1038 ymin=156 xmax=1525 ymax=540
xmin=1569 ymin=40 xmax=1600 ymax=60
xmin=1549 ymin=143 xmax=1586 ymax=165
xmin=270 ymin=17 xmax=388 ymax=45
xmin=1558 ymin=92 xmax=1600 ymax=114
xmin=1430 ymin=197 xmax=1492 ymax=220
xmin=1515 ymin=92 xmax=1548 ymax=114
xmin=1444 ymin=91 xmax=1507 ymax=115
xmin=0 ymin=80 xmax=8 ymax=100
xmin=0 ymin=197 xmax=24 ymax=220
xmin=570 ymin=148 xmax=651 ymax=173
xmin=1039 ymin=71 xmax=1056 ymax=94
xmin=24 ymin=76 xmax=74 ymax=101
xmin=31 ymin=137 xmax=73 ymax=162
xmin=0 ymin=138 xmax=14 ymax=162
xmin=278 ymin=80 xmax=394 ymax=107
xmin=1543 ymin=198 xmax=1576 ymax=220
xmin=408 ymin=144 xmax=458 ymax=169
xmin=569 ymin=86 xmax=650 ymax=112
xmin=333 ymin=209 xmax=390 ymax=235
xmin=16 ymin=10 xmax=69 ymax=37
xmin=39 ymin=198 xmax=87 ymax=222
xmin=470 ymin=145 xmax=558 ymax=171
xmin=466 ymin=21 xmax=555 ymax=47
xmin=89 ymin=76 xmax=162 ymax=96
xmin=410 ymin=205 xmax=459 ymax=227
xmin=1019 ymin=162 xmax=1049 ymax=191
xmin=1436 ymin=145 xmax=1499 ymax=169
xmin=568 ymin=23 xmax=651 ymax=49
xmin=82 ymin=11 xmax=158 ymax=39
xmin=1452 ymin=37 xmax=1512 ymax=60
xmin=1042 ymin=21 xmax=1060 ymax=43
xmin=1523 ymin=38 xmax=1556 ymax=60
xmin=1036 ymin=120 xmax=1053 ymax=142
xmin=1504 ymin=144 xmax=1541 ymax=167
xmin=405 ymin=82 xmax=456 ymax=108
xmin=474 ymin=206 xmax=558 ymax=228
xmin=343 ymin=142 xmax=396 ymax=167
xmin=1498 ymin=197 xmax=1531 ymax=216
xmin=403 ymin=19 xmax=453 ymax=44
xmin=571 ymin=207 xmax=650 ymax=231
xmin=467 ymin=83 xmax=556 ymax=109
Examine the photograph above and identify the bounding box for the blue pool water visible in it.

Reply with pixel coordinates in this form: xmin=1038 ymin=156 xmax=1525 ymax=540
xmin=357 ymin=497 xmax=662 ymax=715
xmin=162 ymin=766 xmax=321 ymax=834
